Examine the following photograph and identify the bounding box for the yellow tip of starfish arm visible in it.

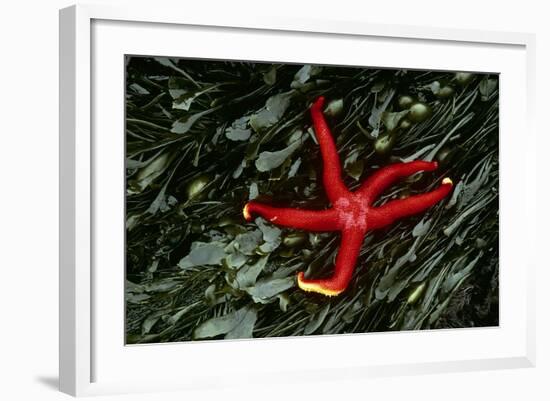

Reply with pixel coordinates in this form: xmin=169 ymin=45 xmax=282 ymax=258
xmin=297 ymin=272 xmax=344 ymax=297
xmin=442 ymin=177 xmax=453 ymax=185
xmin=243 ymin=203 xmax=252 ymax=220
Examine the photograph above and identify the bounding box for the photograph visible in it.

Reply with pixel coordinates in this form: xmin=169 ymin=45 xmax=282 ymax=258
xmin=1 ymin=0 xmax=544 ymax=399
xmin=124 ymin=56 xmax=499 ymax=344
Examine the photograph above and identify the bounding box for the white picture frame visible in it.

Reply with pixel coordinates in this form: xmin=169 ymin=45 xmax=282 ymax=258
xmin=59 ymin=3 xmax=536 ymax=397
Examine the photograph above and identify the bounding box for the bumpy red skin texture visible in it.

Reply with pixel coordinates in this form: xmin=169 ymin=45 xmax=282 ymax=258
xmin=244 ymin=96 xmax=453 ymax=296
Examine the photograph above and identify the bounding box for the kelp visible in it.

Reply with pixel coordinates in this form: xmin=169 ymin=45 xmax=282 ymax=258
xmin=125 ymin=57 xmax=498 ymax=343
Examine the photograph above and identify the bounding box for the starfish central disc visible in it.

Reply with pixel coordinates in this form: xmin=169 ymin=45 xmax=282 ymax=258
xmin=243 ymin=96 xmax=453 ymax=296
xmin=334 ymin=196 xmax=370 ymax=231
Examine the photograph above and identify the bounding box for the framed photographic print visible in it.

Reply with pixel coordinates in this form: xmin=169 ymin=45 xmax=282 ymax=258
xmin=59 ymin=4 xmax=536 ymax=396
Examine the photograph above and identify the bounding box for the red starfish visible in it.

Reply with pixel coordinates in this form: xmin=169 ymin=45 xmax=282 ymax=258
xmin=243 ymin=96 xmax=453 ymax=296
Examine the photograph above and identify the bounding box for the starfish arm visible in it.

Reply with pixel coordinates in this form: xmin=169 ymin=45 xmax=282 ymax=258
xmin=310 ymin=96 xmax=349 ymax=203
xmin=357 ymin=160 xmax=439 ymax=204
xmin=243 ymin=201 xmax=339 ymax=231
xmin=369 ymin=178 xmax=453 ymax=229
xmin=297 ymin=227 xmax=365 ymax=296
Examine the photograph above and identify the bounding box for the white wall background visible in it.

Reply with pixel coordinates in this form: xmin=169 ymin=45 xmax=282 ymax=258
xmin=0 ymin=0 xmax=547 ymax=399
